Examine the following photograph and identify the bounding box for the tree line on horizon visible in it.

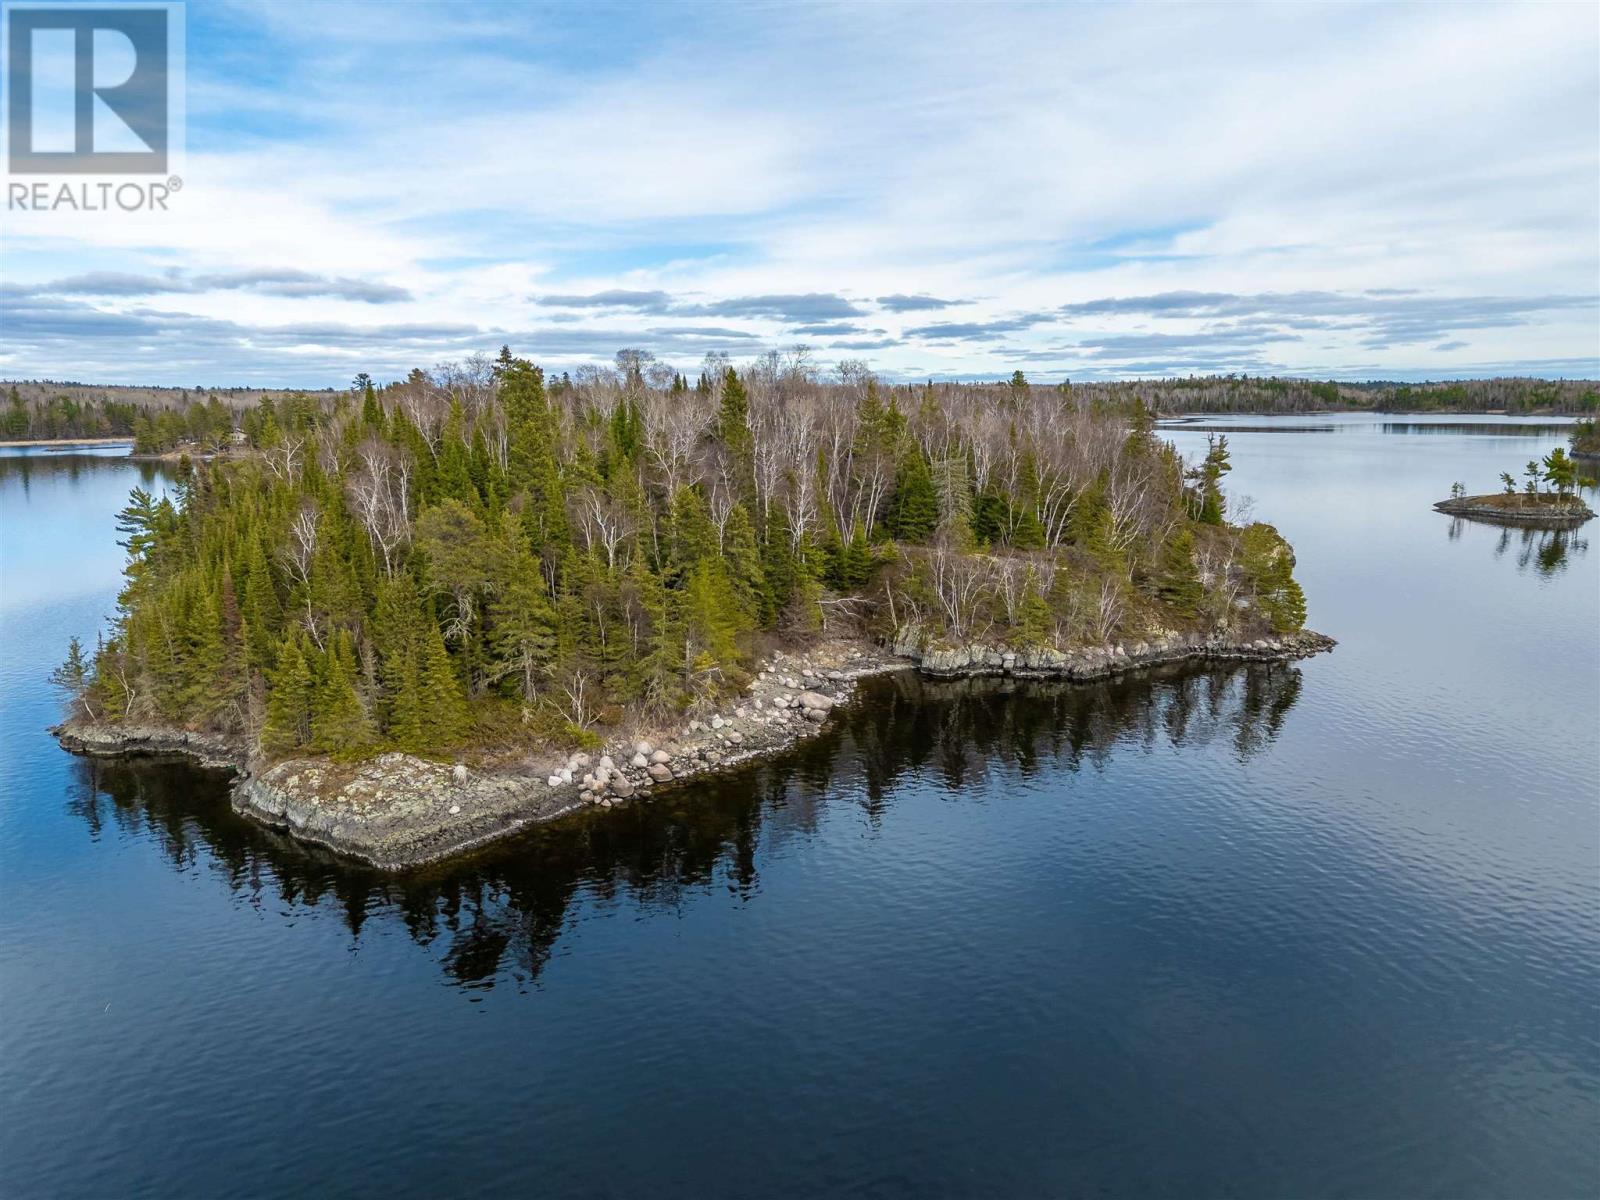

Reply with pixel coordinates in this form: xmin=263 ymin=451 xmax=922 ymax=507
xmin=8 ymin=371 xmax=1600 ymax=446
xmin=56 ymin=348 xmax=1315 ymax=761
xmin=7 ymin=372 xmax=1597 ymax=446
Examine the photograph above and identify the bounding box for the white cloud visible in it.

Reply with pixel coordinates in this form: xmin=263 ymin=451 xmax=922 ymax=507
xmin=1 ymin=1 xmax=1595 ymax=384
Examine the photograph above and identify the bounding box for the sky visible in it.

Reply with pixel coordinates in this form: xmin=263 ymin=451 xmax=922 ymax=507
xmin=2 ymin=0 xmax=1598 ymax=387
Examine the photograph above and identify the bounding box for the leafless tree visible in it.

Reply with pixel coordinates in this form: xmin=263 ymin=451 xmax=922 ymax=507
xmin=345 ymin=437 xmax=411 ymax=575
xmin=262 ymin=434 xmax=304 ymax=483
xmin=570 ymin=485 xmax=637 ymax=570
xmin=1093 ymin=578 xmax=1125 ymax=643
xmin=641 ymin=389 xmax=713 ymax=498
xmin=281 ymin=502 xmax=322 ymax=644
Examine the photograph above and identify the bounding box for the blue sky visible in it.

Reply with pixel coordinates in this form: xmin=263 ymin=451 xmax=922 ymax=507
xmin=2 ymin=0 xmax=1598 ymax=386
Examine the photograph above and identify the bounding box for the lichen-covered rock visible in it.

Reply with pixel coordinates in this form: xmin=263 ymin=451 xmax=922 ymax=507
xmin=230 ymin=753 xmax=584 ymax=870
xmin=897 ymin=625 xmax=1333 ymax=680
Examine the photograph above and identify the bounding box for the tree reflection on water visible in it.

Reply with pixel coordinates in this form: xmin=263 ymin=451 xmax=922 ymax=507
xmin=1448 ymin=516 xmax=1590 ymax=576
xmin=65 ymin=662 xmax=1307 ymax=990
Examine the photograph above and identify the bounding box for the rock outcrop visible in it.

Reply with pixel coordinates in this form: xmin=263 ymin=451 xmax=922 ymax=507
xmin=234 ymin=753 xmax=585 ymax=869
xmin=50 ymin=721 xmax=241 ymax=769
xmin=1433 ymin=495 xmax=1594 ymax=528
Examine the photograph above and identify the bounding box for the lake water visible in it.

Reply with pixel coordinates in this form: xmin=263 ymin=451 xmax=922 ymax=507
xmin=1 ymin=418 xmax=1596 ymax=1198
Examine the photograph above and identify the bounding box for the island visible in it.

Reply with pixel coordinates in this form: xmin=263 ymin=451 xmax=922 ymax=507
xmin=50 ymin=354 xmax=1334 ymax=869
xmin=1434 ymin=446 xmax=1596 ymax=528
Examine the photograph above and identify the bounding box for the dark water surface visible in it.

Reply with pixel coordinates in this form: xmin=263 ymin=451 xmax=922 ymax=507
xmin=1 ymin=419 xmax=1596 ymax=1198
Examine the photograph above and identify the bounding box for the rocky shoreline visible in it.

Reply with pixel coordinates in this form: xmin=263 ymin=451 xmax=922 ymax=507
xmin=893 ymin=626 xmax=1334 ymax=679
xmin=52 ymin=628 xmax=1333 ymax=870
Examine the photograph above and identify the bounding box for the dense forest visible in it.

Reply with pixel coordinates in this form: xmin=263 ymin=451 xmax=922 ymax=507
xmin=59 ymin=349 xmax=1316 ymax=763
xmin=2 ymin=385 xmax=144 ymax=441
xmin=3 ymin=383 xmax=239 ymax=449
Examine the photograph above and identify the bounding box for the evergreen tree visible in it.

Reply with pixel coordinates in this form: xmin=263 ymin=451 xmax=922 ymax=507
xmin=49 ymin=637 xmax=93 ymax=715
xmin=835 ymin=519 xmax=873 ymax=590
xmin=242 ymin=536 xmax=283 ymax=669
xmin=1154 ymin=528 xmax=1204 ymax=616
xmin=1240 ymin=523 xmax=1307 ymax=633
xmin=887 ymin=450 xmax=939 ymax=542
xmin=488 ymin=518 xmax=558 ymax=702
xmin=721 ymin=502 xmax=768 ymax=620
xmin=416 ymin=620 xmax=470 ymax=748
xmin=262 ymin=632 xmax=314 ymax=753
xmin=310 ymin=630 xmax=374 ymax=751
xmin=1194 ymin=435 xmax=1231 ymax=525
xmin=717 ymin=369 xmax=755 ymax=500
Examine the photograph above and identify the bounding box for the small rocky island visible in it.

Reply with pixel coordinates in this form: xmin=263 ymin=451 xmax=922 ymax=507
xmin=1433 ymin=493 xmax=1594 ymax=527
xmin=1440 ymin=444 xmax=1600 ymax=528
xmin=1435 ymin=447 xmax=1595 ymax=528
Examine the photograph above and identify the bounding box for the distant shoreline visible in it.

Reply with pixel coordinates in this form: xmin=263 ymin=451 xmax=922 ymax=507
xmin=0 ymin=437 xmax=133 ymax=448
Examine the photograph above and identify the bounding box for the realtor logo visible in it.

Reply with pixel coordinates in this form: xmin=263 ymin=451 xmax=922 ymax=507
xmin=6 ymin=4 xmax=181 ymax=173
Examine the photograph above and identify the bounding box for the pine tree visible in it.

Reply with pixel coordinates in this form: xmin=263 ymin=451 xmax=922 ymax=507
xmin=1194 ymin=435 xmax=1231 ymax=525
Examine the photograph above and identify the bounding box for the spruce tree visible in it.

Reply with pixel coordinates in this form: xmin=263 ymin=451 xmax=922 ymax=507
xmin=311 ymin=630 xmax=374 ymax=752
xmin=488 ymin=559 xmax=558 ymax=702
xmin=887 ymin=450 xmax=939 ymax=542
xmin=417 ymin=621 xmax=470 ymax=748
xmin=1155 ymin=528 xmax=1204 ymax=617
xmin=717 ymin=369 xmax=755 ymax=501
xmin=262 ymin=632 xmax=314 ymax=753
xmin=242 ymin=536 xmax=282 ymax=669
xmin=721 ymin=502 xmax=768 ymax=624
xmin=837 ymin=520 xmax=873 ymax=590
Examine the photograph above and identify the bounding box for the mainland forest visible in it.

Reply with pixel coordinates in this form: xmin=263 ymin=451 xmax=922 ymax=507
xmin=5 ymin=373 xmax=1597 ymax=450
